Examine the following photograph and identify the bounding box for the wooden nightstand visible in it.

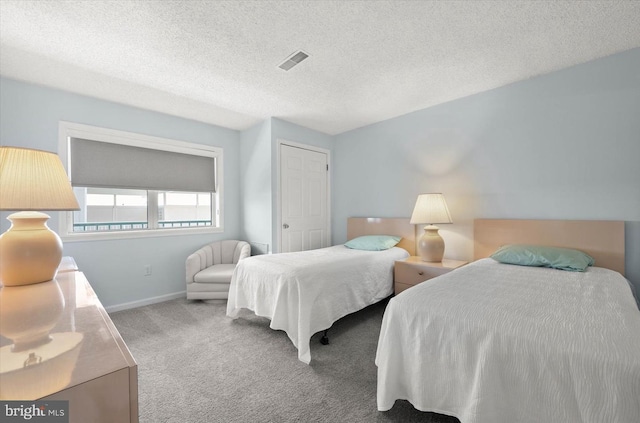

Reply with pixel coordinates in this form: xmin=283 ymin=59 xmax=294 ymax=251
xmin=394 ymin=257 xmax=468 ymax=295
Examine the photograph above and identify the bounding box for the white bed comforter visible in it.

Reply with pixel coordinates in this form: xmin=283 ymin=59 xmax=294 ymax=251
xmin=376 ymin=258 xmax=640 ymax=423
xmin=227 ymin=245 xmax=408 ymax=364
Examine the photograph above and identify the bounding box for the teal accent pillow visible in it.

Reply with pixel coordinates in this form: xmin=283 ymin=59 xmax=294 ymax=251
xmin=344 ymin=235 xmax=401 ymax=251
xmin=490 ymin=244 xmax=595 ymax=272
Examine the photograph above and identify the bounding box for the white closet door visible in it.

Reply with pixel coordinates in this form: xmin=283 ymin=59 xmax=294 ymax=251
xmin=280 ymin=144 xmax=329 ymax=253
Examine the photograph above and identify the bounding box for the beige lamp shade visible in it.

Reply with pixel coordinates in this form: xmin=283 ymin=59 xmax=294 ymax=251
xmin=0 ymin=147 xmax=79 ymax=286
xmin=0 ymin=147 xmax=80 ymax=211
xmin=409 ymin=193 xmax=452 ymax=225
xmin=409 ymin=193 xmax=452 ymax=262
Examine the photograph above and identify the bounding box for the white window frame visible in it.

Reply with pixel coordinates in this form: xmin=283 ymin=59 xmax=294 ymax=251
xmin=58 ymin=121 xmax=224 ymax=241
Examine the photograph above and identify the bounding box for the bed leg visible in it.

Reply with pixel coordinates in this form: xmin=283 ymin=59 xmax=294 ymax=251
xmin=320 ymin=329 xmax=329 ymax=345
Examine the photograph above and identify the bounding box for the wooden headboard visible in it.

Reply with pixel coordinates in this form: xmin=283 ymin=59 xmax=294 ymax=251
xmin=347 ymin=217 xmax=415 ymax=256
xmin=474 ymin=219 xmax=625 ymax=275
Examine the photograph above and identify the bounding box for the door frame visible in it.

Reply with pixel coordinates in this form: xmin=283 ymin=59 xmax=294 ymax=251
xmin=276 ymin=139 xmax=331 ymax=253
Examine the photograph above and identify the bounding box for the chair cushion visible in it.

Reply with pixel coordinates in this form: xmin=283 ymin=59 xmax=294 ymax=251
xmin=193 ymin=264 xmax=237 ymax=284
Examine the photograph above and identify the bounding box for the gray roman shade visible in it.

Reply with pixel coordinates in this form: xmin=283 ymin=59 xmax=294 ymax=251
xmin=70 ymin=138 xmax=216 ymax=192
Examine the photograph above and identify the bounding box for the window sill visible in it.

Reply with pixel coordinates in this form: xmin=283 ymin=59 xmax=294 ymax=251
xmin=61 ymin=225 xmax=223 ymax=242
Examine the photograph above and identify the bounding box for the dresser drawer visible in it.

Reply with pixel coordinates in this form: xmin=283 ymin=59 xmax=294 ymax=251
xmin=394 ymin=260 xmax=452 ymax=286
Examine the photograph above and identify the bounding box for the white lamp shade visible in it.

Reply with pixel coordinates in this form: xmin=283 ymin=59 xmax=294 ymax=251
xmin=409 ymin=193 xmax=452 ymax=225
xmin=0 ymin=147 xmax=79 ymax=211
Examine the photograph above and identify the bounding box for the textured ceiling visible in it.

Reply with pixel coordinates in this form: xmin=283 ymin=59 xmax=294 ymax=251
xmin=1 ymin=0 xmax=640 ymax=135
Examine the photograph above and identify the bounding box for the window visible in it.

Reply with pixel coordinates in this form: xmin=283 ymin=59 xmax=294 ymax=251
xmin=59 ymin=122 xmax=223 ymax=240
xmin=73 ymin=188 xmax=148 ymax=231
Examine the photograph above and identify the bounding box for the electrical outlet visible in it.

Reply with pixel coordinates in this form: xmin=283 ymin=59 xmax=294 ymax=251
xmin=144 ymin=265 xmax=152 ymax=276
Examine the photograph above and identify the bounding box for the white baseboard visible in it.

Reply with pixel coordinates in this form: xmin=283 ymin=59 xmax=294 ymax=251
xmin=106 ymin=290 xmax=186 ymax=313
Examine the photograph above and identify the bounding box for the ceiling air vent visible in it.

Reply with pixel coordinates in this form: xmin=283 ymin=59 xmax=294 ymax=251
xmin=278 ymin=50 xmax=309 ymax=71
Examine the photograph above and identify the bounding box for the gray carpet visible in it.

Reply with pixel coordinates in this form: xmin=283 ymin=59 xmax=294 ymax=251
xmin=110 ymin=297 xmax=460 ymax=423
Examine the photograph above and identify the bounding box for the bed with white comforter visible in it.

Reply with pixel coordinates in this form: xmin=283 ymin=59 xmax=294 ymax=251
xmin=376 ymin=258 xmax=640 ymax=423
xmin=227 ymin=245 xmax=409 ymax=364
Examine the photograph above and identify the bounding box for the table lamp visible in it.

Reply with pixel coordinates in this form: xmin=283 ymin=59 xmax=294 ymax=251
xmin=409 ymin=193 xmax=452 ymax=262
xmin=0 ymin=147 xmax=80 ymax=286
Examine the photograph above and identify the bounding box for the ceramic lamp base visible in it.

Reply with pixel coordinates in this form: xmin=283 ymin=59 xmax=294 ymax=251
xmin=417 ymin=225 xmax=445 ymax=262
xmin=0 ymin=211 xmax=62 ymax=286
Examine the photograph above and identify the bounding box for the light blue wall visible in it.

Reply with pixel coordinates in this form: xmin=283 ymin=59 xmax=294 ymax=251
xmin=334 ymin=48 xmax=640 ymax=294
xmin=3 ymin=48 xmax=638 ymax=308
xmin=239 ymin=117 xmax=334 ymax=254
xmin=271 ymin=117 xmax=334 ymax=151
xmin=240 ymin=119 xmax=273 ymax=252
xmin=0 ymin=77 xmax=242 ymax=308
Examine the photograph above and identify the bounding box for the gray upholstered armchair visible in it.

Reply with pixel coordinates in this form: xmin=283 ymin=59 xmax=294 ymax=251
xmin=186 ymin=240 xmax=251 ymax=300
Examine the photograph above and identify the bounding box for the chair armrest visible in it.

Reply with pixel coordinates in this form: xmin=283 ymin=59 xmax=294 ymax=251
xmin=186 ymin=250 xmax=206 ymax=283
xmin=238 ymin=243 xmax=251 ymax=261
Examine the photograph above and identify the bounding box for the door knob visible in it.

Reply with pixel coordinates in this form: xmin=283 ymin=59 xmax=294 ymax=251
xmin=283 ymin=223 xmax=289 ymax=229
